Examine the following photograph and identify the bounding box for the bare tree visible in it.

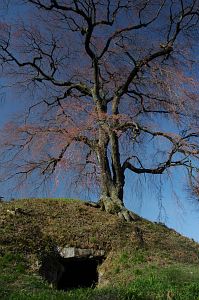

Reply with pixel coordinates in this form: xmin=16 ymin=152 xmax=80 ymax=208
xmin=0 ymin=0 xmax=198 ymax=220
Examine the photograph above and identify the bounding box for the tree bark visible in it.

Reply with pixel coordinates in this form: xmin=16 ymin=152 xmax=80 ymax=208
xmin=97 ymin=127 xmax=139 ymax=222
xmin=99 ymin=191 xmax=140 ymax=222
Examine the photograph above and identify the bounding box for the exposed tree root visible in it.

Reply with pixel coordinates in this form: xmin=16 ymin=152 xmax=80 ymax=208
xmin=85 ymin=198 xmax=144 ymax=246
xmin=117 ymin=208 xmax=141 ymax=222
xmin=84 ymin=196 xmax=141 ymax=222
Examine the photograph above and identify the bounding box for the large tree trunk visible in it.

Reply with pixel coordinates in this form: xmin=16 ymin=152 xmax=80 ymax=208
xmin=99 ymin=185 xmax=139 ymax=222
xmin=97 ymin=128 xmax=139 ymax=222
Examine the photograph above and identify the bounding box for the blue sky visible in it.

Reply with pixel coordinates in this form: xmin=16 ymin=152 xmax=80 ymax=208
xmin=1 ymin=96 xmax=199 ymax=242
xmin=0 ymin=1 xmax=199 ymax=242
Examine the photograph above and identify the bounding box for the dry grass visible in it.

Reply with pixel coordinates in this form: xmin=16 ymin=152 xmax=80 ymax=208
xmin=1 ymin=198 xmax=199 ymax=284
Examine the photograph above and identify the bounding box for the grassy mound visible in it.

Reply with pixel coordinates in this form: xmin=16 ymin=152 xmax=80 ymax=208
xmin=1 ymin=198 xmax=199 ymax=299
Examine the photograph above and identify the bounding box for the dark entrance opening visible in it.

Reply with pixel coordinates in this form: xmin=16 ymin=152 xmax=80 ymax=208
xmin=39 ymin=254 xmax=104 ymax=291
xmin=57 ymin=257 xmax=103 ymax=290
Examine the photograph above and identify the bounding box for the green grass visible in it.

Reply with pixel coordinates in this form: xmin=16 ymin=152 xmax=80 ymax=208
xmin=1 ymin=198 xmax=199 ymax=299
xmin=1 ymin=253 xmax=199 ymax=300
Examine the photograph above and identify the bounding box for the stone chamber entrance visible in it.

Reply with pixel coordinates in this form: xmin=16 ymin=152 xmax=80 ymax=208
xmin=57 ymin=256 xmax=103 ymax=290
xmin=39 ymin=247 xmax=105 ymax=291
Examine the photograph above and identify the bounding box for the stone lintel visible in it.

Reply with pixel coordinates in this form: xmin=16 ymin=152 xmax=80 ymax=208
xmin=57 ymin=246 xmax=105 ymax=258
